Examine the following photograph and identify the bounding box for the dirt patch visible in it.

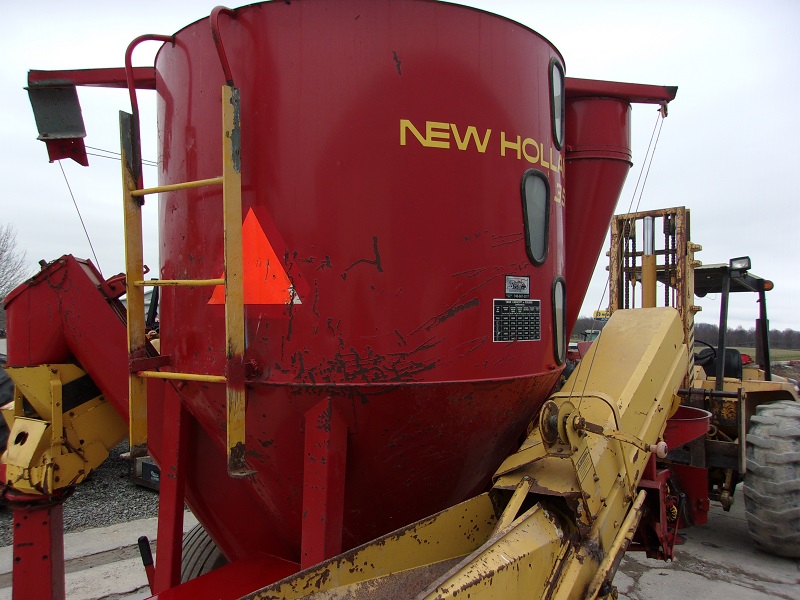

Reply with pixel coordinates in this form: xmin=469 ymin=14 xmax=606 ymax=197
xmin=772 ymin=361 xmax=800 ymax=381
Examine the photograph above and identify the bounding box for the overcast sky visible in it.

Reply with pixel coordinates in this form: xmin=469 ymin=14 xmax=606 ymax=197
xmin=2 ymin=0 xmax=798 ymax=330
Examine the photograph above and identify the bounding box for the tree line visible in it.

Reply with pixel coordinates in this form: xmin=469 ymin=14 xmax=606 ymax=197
xmin=694 ymin=322 xmax=800 ymax=350
xmin=571 ymin=316 xmax=800 ymax=350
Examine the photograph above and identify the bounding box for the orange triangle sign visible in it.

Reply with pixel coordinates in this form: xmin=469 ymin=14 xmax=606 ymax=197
xmin=208 ymin=208 xmax=300 ymax=305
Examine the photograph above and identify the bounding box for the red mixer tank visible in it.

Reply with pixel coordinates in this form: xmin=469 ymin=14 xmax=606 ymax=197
xmin=154 ymin=0 xmax=570 ymax=560
xmin=7 ymin=0 xmax=677 ymax=581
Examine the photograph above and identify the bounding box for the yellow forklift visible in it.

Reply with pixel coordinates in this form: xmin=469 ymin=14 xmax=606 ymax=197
xmin=607 ymin=206 xmax=800 ymax=558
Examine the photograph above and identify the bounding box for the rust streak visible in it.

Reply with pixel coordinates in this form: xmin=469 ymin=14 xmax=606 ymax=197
xmin=437 ymin=297 xmax=479 ymax=325
xmin=392 ymin=50 xmax=402 ymax=75
xmin=344 ymin=236 xmax=383 ymax=273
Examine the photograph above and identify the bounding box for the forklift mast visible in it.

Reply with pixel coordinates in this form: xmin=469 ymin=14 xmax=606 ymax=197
xmin=607 ymin=206 xmax=775 ymax=386
xmin=608 ymin=207 xmax=701 ymax=385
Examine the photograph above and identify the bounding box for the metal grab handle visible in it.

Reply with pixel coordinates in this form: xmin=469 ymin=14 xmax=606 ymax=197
xmin=124 ymin=34 xmax=174 ymax=189
xmin=211 ymin=6 xmax=237 ymax=86
xmin=124 ymin=34 xmax=174 ymax=121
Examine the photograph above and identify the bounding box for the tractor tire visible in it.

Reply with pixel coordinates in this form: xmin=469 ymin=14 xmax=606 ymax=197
xmin=0 ymin=360 xmax=12 ymax=452
xmin=0 ymin=420 xmax=7 ymax=455
xmin=743 ymin=400 xmax=800 ymax=558
xmin=180 ymin=523 xmax=228 ymax=583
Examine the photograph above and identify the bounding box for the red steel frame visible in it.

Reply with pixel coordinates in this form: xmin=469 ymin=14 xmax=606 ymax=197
xmin=6 ymin=491 xmax=68 ymax=600
xmin=301 ymin=398 xmax=348 ymax=569
xmin=153 ymin=387 xmax=191 ymax=592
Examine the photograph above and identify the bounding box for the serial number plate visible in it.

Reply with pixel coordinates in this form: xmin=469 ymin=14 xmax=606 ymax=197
xmin=493 ymin=299 xmax=541 ymax=342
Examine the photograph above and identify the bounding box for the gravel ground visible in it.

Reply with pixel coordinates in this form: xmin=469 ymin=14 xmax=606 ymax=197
xmin=0 ymin=442 xmax=159 ymax=548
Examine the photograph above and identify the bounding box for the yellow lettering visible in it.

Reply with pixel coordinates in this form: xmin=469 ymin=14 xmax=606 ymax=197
xmin=501 ymin=132 xmax=521 ymax=159
xmin=549 ymin=147 xmax=559 ymax=173
xmin=400 ymin=119 xmax=449 ymax=148
xmin=540 ymin=143 xmax=549 ymax=169
xmin=426 ymin=122 xmax=450 ymax=148
xmin=554 ymin=183 xmax=562 ymax=204
xmin=522 ymin=138 xmax=540 ymax=164
xmin=451 ymin=124 xmax=492 ymax=153
xmin=400 ymin=119 xmax=427 ymax=146
xmin=403 ymin=119 xmax=566 ymax=177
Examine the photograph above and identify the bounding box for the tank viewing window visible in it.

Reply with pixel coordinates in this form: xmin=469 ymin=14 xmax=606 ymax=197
xmin=550 ymin=59 xmax=565 ymax=149
xmin=521 ymin=169 xmax=550 ymax=266
xmin=552 ymin=276 xmax=567 ymax=365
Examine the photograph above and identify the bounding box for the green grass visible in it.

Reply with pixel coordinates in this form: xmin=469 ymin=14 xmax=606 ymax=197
xmin=730 ymin=347 xmax=800 ymax=361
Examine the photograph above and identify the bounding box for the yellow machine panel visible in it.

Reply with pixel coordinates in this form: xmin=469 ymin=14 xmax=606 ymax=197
xmin=2 ymin=364 xmax=127 ymax=495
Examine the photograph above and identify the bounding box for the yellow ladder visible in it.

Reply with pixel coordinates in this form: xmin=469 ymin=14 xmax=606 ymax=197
xmin=120 ymin=85 xmax=251 ymax=477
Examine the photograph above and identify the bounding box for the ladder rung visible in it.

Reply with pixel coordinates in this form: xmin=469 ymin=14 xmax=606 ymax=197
xmin=133 ymin=278 xmax=225 ymax=287
xmin=136 ymin=371 xmax=226 ymax=383
xmin=131 ymin=176 xmax=223 ymax=197
xmin=123 ymin=85 xmax=248 ymax=478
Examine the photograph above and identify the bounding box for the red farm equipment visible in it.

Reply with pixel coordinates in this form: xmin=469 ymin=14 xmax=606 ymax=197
xmin=5 ymin=2 xmax=774 ymax=598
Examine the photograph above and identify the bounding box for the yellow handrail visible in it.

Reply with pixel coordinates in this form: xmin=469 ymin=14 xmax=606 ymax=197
xmin=137 ymin=371 xmax=227 ymax=383
xmin=130 ymin=176 xmax=223 ymax=197
xmin=132 ymin=278 xmax=225 ymax=287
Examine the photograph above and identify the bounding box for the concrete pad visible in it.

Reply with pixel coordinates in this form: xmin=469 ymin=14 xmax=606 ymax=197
xmin=0 ymin=557 xmax=149 ymax=600
xmin=65 ymin=557 xmax=148 ymax=600
xmin=633 ymin=568 xmax=788 ymax=600
xmin=612 ymin=570 xmax=636 ymax=596
xmin=0 ymin=512 xmax=198 ymax=598
xmin=618 ymin=489 xmax=800 ymax=600
xmin=1 ymin=489 xmax=798 ymax=599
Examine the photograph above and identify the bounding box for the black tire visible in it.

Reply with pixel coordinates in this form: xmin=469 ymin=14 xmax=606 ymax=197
xmin=743 ymin=400 xmax=800 ymax=558
xmin=0 ymin=418 xmax=8 ymax=452
xmin=0 ymin=358 xmax=12 ymax=452
xmin=181 ymin=523 xmax=228 ymax=583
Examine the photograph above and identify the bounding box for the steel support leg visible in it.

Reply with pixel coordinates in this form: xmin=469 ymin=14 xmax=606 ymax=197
xmin=301 ymin=397 xmax=348 ymax=569
xmin=153 ymin=385 xmax=189 ymax=592
xmin=9 ymin=491 xmax=67 ymax=600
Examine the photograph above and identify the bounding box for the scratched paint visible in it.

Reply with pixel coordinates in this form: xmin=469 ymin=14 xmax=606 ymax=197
xmin=149 ymin=0 xmax=575 ymax=568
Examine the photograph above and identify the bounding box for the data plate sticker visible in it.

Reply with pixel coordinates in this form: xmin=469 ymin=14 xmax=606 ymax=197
xmin=505 ymin=275 xmax=530 ymax=299
xmin=493 ymin=299 xmax=541 ymax=342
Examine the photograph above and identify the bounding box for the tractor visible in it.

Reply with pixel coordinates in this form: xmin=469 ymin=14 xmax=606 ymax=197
xmin=607 ymin=206 xmax=800 ymax=557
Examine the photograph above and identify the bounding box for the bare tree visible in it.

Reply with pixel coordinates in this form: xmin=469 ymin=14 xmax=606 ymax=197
xmin=0 ymin=223 xmax=31 ymax=333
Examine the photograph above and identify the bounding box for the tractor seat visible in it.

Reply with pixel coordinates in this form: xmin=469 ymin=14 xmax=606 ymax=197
xmin=701 ymin=348 xmax=743 ymax=381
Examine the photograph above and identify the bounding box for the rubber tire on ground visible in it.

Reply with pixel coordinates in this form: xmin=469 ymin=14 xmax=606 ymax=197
xmin=743 ymin=400 xmax=800 ymax=558
xmin=0 ymin=420 xmax=7 ymax=455
xmin=0 ymin=417 xmax=8 ymax=451
xmin=181 ymin=523 xmax=228 ymax=583
xmin=0 ymin=359 xmax=12 ymax=452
